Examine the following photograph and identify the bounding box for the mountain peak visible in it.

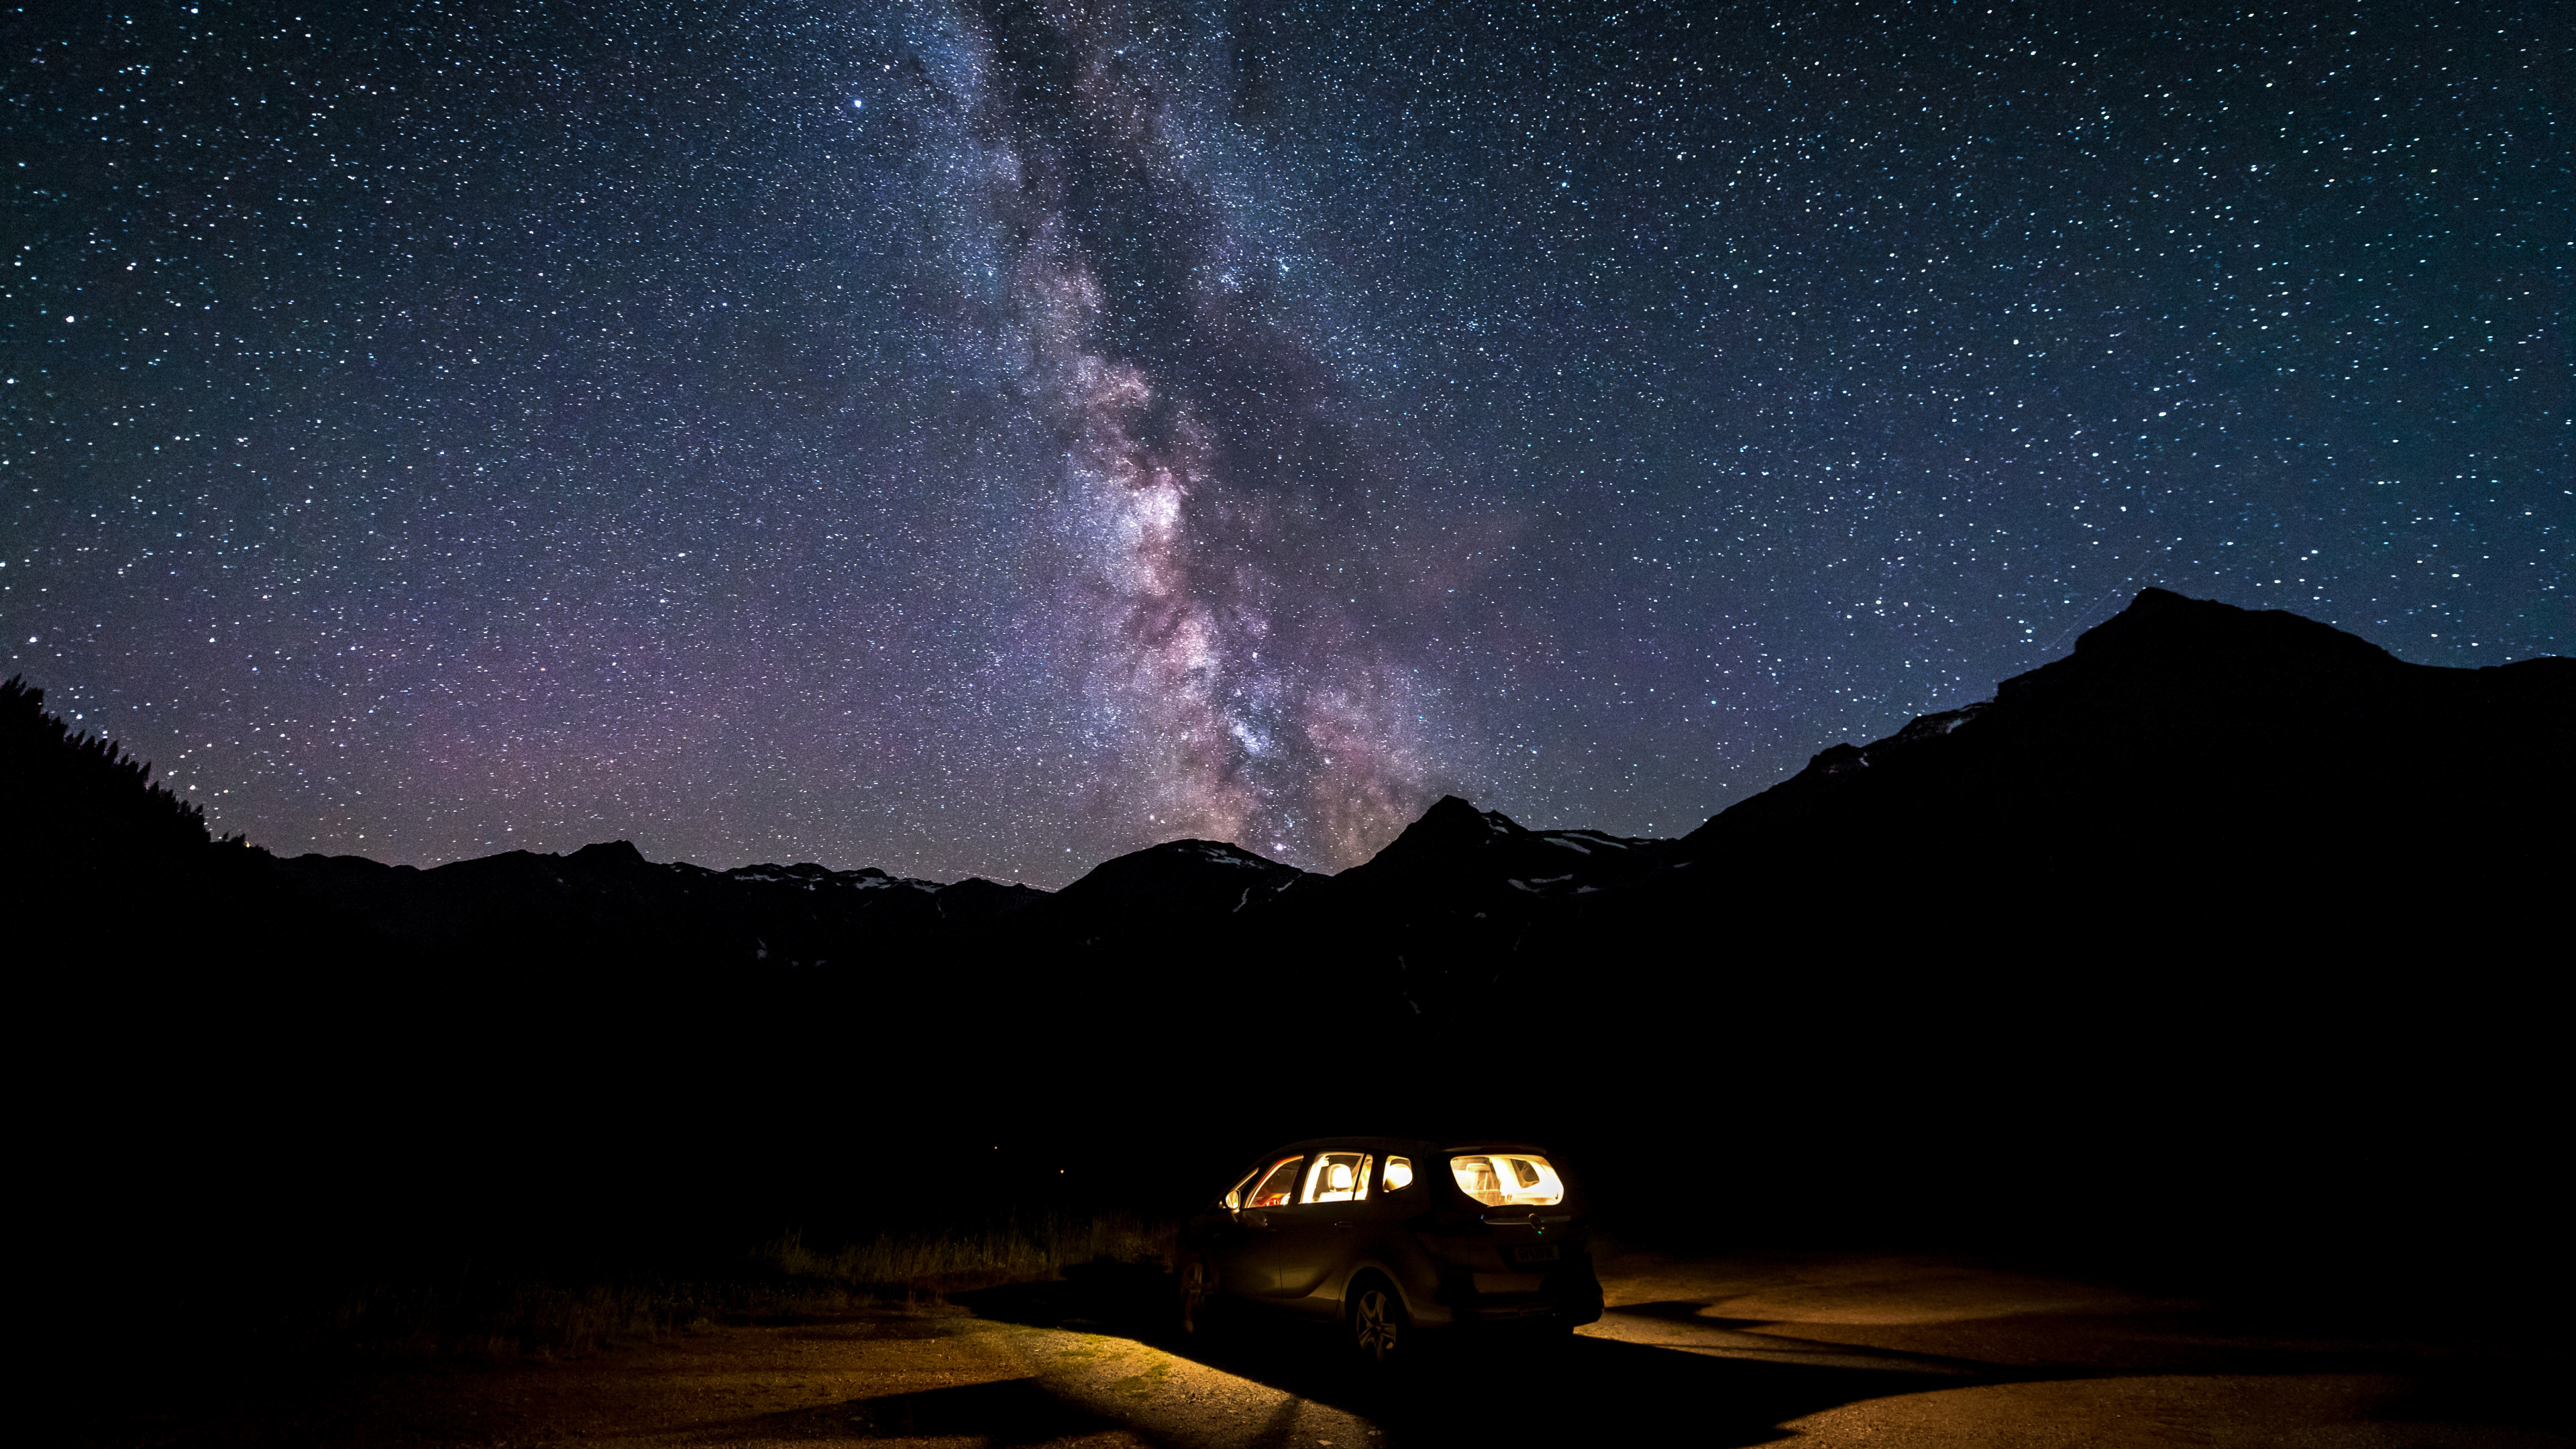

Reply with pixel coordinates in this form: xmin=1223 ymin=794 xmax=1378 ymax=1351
xmin=1042 ymin=836 xmax=1319 ymax=928
xmin=568 ymin=840 xmax=649 ymax=869
xmin=1687 ymin=588 xmax=2571 ymax=855
xmin=2065 ymin=586 xmax=2398 ymax=673
xmin=1385 ymin=795 xmax=1525 ymax=855
xmin=1332 ymin=795 xmax=1527 ymax=885
xmin=1056 ymin=837 xmax=1307 ymax=898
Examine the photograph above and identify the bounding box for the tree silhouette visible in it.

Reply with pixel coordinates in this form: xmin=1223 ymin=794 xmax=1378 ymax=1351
xmin=1 ymin=674 xmax=214 ymax=873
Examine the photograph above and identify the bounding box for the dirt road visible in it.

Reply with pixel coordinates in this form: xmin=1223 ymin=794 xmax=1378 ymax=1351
xmin=74 ymin=1253 xmax=2570 ymax=1447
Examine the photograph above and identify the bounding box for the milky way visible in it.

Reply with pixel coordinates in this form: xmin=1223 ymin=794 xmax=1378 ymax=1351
xmin=5 ymin=1 xmax=2563 ymax=883
xmin=934 ymin=1 xmax=1430 ymax=864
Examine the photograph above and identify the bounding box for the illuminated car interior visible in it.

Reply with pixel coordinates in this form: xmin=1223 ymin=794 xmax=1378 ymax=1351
xmin=1237 ymin=1156 xmax=1305 ymax=1209
xmin=1186 ymin=1137 xmax=1604 ymax=1354
xmin=1301 ymin=1152 xmax=1373 ymax=1203
xmin=1449 ymin=1152 xmax=1566 ymax=1207
xmin=1226 ymin=1148 xmax=1564 ymax=1210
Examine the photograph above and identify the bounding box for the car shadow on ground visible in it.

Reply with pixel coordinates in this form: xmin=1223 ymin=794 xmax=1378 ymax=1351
xmin=955 ymin=1263 xmax=2092 ymax=1448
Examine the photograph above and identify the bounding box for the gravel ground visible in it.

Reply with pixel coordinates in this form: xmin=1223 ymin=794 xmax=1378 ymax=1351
xmin=69 ymin=1252 xmax=2571 ymax=1447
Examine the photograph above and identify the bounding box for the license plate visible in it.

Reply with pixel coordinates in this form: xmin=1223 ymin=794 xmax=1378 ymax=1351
xmin=1509 ymin=1244 xmax=1561 ymax=1265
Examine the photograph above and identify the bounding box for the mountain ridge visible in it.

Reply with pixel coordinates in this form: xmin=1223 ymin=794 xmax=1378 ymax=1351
xmin=11 ymin=587 xmax=2567 ymax=975
xmin=1680 ymin=585 xmax=2571 ymax=867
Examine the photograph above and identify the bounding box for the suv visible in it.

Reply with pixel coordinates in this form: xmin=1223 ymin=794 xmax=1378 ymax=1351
xmin=1175 ymin=1136 xmax=1604 ymax=1364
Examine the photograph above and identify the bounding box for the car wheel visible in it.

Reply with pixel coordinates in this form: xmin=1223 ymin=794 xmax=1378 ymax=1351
xmin=1347 ymin=1276 xmax=1407 ymax=1367
xmin=1177 ymin=1254 xmax=1214 ymax=1338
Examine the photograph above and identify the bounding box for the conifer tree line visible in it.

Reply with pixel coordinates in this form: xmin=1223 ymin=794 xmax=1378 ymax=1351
xmin=1 ymin=674 xmax=229 ymax=869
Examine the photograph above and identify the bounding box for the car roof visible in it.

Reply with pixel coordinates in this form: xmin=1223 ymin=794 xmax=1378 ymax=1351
xmin=1257 ymin=1136 xmax=1558 ymax=1160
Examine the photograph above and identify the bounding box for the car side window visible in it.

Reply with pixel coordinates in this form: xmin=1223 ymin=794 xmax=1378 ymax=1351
xmin=1241 ymin=1156 xmax=1305 ymax=1209
xmin=1382 ymin=1155 xmax=1415 ymax=1192
xmin=1221 ymin=1165 xmax=1263 ymax=1210
xmin=1299 ymin=1151 xmax=1372 ymax=1204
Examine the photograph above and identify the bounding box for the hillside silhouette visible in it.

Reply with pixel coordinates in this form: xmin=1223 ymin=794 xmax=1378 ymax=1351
xmin=3 ymin=674 xmax=211 ymax=867
xmin=1678 ymin=586 xmax=2568 ymax=914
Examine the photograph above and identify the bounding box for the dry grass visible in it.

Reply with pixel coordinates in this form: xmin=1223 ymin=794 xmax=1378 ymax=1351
xmin=307 ymin=1209 xmax=1179 ymax=1362
xmin=754 ymin=1210 xmax=1177 ymax=1289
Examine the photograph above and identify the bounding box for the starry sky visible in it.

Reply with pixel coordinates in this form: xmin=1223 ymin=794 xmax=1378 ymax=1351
xmin=6 ymin=0 xmax=2565 ymax=884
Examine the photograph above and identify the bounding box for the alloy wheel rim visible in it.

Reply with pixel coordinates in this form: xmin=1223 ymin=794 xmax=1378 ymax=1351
xmin=1356 ymin=1290 xmax=1397 ymax=1361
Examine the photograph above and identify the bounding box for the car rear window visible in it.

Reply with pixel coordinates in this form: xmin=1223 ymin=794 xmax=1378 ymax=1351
xmin=1449 ymin=1152 xmax=1566 ymax=1207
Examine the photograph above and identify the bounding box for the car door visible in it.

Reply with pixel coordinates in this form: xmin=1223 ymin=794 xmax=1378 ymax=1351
xmin=1266 ymin=1150 xmax=1374 ymax=1318
xmin=1212 ymin=1154 xmax=1307 ymax=1302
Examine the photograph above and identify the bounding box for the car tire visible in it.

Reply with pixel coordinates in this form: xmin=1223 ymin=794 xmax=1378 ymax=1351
xmin=1177 ymin=1254 xmax=1215 ymax=1338
xmin=1346 ymin=1275 xmax=1407 ymax=1368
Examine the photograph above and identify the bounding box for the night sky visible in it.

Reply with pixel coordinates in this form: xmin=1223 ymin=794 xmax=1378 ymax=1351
xmin=6 ymin=1 xmax=2564 ymax=884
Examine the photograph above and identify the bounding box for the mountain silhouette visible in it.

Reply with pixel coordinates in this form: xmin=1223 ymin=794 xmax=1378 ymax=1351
xmin=266 ymin=838 xmax=1044 ymax=972
xmin=15 ymin=589 xmax=2567 ymax=990
xmin=1644 ymin=586 xmax=2571 ymax=946
xmin=16 ymin=587 xmax=2567 ymax=1008
xmin=11 ymin=592 xmax=2569 ymax=1286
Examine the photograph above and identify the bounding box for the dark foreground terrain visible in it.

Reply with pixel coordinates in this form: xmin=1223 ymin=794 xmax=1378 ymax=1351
xmin=70 ymin=1252 xmax=2574 ymax=1448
